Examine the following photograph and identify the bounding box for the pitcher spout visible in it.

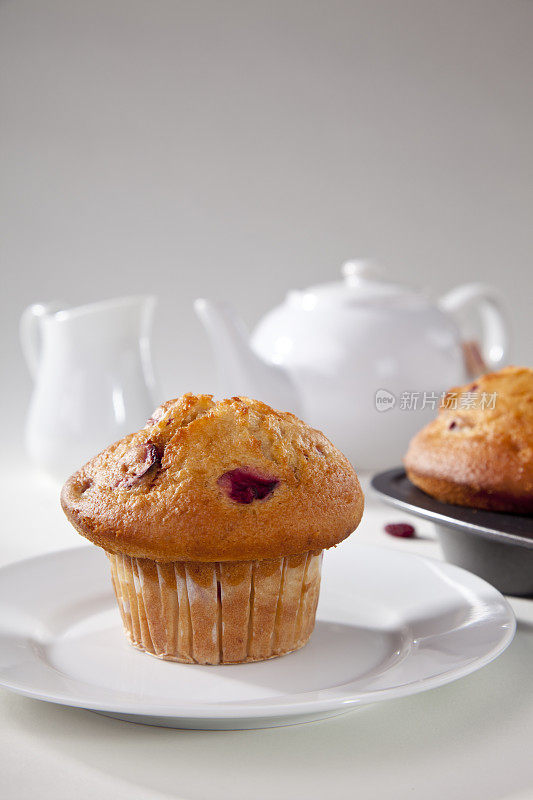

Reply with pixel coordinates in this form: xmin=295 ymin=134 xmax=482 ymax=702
xmin=53 ymin=295 xmax=156 ymax=334
xmin=194 ymin=298 xmax=301 ymax=414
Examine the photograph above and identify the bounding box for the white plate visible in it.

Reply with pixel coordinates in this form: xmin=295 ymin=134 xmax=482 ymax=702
xmin=0 ymin=542 xmax=515 ymax=729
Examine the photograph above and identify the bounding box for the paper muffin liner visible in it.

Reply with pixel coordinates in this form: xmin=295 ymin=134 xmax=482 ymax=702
xmin=107 ymin=549 xmax=323 ymax=664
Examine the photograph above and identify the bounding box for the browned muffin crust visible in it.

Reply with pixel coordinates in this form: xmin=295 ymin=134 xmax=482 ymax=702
xmin=61 ymin=395 xmax=364 ymax=561
xmin=404 ymin=366 xmax=533 ymax=513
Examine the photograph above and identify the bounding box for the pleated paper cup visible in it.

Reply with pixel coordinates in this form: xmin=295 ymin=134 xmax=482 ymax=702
xmin=107 ymin=550 xmax=323 ymax=664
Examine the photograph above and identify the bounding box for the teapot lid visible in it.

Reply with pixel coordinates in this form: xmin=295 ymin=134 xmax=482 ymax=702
xmin=287 ymin=260 xmax=420 ymax=309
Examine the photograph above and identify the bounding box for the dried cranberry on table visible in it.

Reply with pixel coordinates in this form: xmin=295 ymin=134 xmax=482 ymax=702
xmin=384 ymin=522 xmax=416 ymax=538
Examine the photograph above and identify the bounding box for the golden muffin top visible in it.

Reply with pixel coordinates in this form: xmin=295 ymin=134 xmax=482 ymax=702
xmin=404 ymin=366 xmax=533 ymax=512
xmin=61 ymin=394 xmax=364 ymax=561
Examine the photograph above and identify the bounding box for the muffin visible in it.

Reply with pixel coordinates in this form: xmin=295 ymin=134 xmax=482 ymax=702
xmin=405 ymin=366 xmax=533 ymax=513
xmin=61 ymin=394 xmax=364 ymax=664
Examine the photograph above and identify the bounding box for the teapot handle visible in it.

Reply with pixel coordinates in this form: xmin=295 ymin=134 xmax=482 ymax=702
xmin=438 ymin=283 xmax=510 ymax=372
xmin=19 ymin=302 xmax=62 ymax=379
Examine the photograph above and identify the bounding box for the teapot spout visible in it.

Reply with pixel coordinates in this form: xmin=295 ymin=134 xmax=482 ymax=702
xmin=194 ymin=298 xmax=301 ymax=414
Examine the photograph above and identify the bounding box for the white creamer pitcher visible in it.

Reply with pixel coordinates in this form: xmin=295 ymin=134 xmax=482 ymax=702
xmin=20 ymin=296 xmax=158 ymax=480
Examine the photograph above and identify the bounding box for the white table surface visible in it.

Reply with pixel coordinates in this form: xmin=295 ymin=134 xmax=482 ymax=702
xmin=2 ymin=464 xmax=533 ymax=800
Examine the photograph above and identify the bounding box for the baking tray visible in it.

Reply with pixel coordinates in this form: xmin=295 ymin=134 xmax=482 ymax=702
xmin=371 ymin=467 xmax=533 ymax=596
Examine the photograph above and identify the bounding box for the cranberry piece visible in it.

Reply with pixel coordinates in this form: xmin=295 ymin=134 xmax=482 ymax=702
xmin=447 ymin=417 xmax=473 ymax=431
xmin=119 ymin=442 xmax=162 ymax=487
xmin=385 ymin=522 xmax=416 ymax=538
xmin=218 ymin=468 xmax=279 ymax=504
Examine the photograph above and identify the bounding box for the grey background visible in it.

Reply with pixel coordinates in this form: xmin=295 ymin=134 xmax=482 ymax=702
xmin=1 ymin=0 xmax=532 ymax=448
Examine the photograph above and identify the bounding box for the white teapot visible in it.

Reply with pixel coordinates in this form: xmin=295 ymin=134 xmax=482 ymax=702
xmin=194 ymin=261 xmax=509 ymax=470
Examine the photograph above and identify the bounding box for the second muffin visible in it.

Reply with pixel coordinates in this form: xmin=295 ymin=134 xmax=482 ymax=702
xmin=61 ymin=395 xmax=364 ymax=664
xmin=405 ymin=366 xmax=533 ymax=513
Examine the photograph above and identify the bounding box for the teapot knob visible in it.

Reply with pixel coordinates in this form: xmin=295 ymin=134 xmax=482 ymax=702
xmin=342 ymin=259 xmax=383 ymax=285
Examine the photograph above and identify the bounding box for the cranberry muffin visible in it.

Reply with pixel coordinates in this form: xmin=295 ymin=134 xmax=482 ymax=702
xmin=61 ymin=395 xmax=364 ymax=664
xmin=405 ymin=366 xmax=533 ymax=513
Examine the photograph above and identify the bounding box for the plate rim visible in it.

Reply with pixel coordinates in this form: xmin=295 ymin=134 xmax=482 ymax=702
xmin=0 ymin=544 xmax=516 ymax=721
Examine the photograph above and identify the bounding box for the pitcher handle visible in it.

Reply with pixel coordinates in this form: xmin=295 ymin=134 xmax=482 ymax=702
xmin=19 ymin=302 xmax=62 ymax=379
xmin=438 ymin=283 xmax=510 ymax=372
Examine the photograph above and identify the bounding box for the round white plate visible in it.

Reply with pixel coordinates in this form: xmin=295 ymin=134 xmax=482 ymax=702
xmin=0 ymin=542 xmax=515 ymax=729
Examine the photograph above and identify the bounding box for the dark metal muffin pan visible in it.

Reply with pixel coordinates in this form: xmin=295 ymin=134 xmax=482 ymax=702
xmin=371 ymin=467 xmax=533 ymax=597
